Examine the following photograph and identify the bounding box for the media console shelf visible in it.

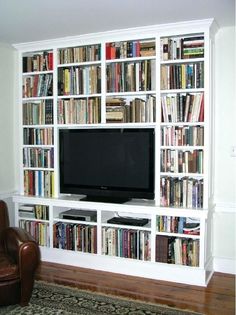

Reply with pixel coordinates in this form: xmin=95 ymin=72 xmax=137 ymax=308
xmin=13 ymin=19 xmax=217 ymax=286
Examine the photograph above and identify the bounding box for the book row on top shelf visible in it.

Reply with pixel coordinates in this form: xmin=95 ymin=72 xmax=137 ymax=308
xmin=106 ymin=39 xmax=156 ymax=59
xmin=160 ymin=35 xmax=204 ymax=61
xmin=58 ymin=39 xmax=156 ymax=65
xmin=22 ymin=34 xmax=204 ymax=72
xmin=23 ymin=51 xmax=53 ymax=72
xmin=22 ymin=34 xmax=204 ymax=73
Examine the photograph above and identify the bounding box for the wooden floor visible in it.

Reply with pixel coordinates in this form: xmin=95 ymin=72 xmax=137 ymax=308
xmin=36 ymin=262 xmax=235 ymax=315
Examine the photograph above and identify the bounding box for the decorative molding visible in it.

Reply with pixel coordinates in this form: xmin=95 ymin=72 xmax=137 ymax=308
xmin=214 ymin=202 xmax=236 ymax=213
xmin=12 ymin=18 xmax=215 ymax=52
xmin=213 ymin=257 xmax=236 ymax=275
xmin=0 ymin=190 xmax=17 ymax=200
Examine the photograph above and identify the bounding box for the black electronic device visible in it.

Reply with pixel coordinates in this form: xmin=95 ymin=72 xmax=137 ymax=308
xmin=59 ymin=209 xmax=97 ymax=222
xmin=59 ymin=128 xmax=155 ymax=203
xmin=107 ymin=216 xmax=149 ymax=226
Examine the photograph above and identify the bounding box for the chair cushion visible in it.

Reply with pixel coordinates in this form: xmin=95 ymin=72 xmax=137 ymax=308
xmin=0 ymin=253 xmax=19 ymax=281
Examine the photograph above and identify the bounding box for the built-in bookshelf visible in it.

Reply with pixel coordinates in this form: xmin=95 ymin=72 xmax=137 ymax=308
xmin=22 ymin=50 xmax=55 ymax=198
xmin=105 ymin=38 xmax=156 ymax=124
xmin=156 ymin=214 xmax=200 ymax=266
xmin=13 ymin=19 xmax=216 ymax=286
xmin=57 ymin=43 xmax=102 ymax=125
xmin=18 ymin=204 xmax=50 ymax=247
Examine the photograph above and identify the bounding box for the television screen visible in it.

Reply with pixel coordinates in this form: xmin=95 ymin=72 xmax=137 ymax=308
xmin=59 ymin=128 xmax=155 ymax=203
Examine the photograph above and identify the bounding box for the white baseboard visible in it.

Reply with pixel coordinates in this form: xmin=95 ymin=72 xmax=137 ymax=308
xmin=213 ymin=202 xmax=236 ymax=275
xmin=213 ymin=257 xmax=236 ymax=275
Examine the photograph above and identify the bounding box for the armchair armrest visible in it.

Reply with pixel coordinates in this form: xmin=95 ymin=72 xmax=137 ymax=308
xmin=2 ymin=227 xmax=40 ymax=275
xmin=2 ymin=227 xmax=40 ymax=306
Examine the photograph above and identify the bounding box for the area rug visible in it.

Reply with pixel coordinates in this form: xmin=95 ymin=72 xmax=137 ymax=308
xmin=0 ymin=281 xmax=201 ymax=315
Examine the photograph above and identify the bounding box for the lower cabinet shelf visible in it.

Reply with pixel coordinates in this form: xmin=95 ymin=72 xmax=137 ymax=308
xmin=13 ymin=195 xmax=212 ymax=286
xmin=102 ymin=227 xmax=151 ymax=261
xmin=53 ymin=221 xmax=97 ymax=253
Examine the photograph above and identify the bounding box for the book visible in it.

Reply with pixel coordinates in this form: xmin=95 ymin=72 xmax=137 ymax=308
xmin=156 ymin=235 xmax=169 ymax=263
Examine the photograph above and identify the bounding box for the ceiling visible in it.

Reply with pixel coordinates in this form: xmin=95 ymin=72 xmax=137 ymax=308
xmin=0 ymin=0 xmax=235 ymax=45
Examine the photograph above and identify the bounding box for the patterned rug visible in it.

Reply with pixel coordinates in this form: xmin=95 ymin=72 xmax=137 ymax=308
xmin=0 ymin=281 xmax=201 ymax=315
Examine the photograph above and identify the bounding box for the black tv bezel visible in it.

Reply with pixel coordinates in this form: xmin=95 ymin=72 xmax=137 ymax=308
xmin=59 ymin=128 xmax=155 ymax=203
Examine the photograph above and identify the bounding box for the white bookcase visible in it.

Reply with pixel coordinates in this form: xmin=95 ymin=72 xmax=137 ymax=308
xmin=13 ymin=18 xmax=217 ymax=286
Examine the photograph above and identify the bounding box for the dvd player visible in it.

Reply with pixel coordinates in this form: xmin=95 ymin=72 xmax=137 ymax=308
xmin=107 ymin=217 xmax=149 ymax=226
xmin=59 ymin=209 xmax=97 ymax=222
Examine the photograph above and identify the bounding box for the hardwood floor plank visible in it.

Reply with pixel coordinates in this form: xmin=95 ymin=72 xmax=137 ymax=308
xmin=35 ymin=262 xmax=235 ymax=315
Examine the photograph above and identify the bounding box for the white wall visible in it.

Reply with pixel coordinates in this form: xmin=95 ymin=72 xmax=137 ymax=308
xmin=213 ymin=26 xmax=236 ymax=274
xmin=0 ymin=43 xmax=17 ymax=225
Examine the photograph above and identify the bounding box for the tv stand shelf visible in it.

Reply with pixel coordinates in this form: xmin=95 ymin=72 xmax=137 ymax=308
xmin=13 ymin=194 xmax=211 ymax=286
xmin=13 ymin=19 xmax=216 ymax=286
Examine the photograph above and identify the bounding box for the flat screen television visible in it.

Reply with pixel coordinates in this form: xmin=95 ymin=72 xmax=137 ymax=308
xmin=59 ymin=128 xmax=155 ymax=203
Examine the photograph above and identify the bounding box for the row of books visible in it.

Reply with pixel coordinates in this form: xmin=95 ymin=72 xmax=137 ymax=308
xmin=22 ymin=74 xmax=53 ymax=98
xmin=106 ymin=60 xmax=156 ymax=93
xmin=161 ymin=125 xmax=204 ymax=146
xmin=161 ymin=62 xmax=204 ymax=90
xmin=23 ymin=127 xmax=53 ymax=145
xmin=160 ymin=177 xmax=203 ymax=208
xmin=23 ymin=100 xmax=53 ymax=125
xmin=58 ymin=66 xmax=101 ymax=96
xmin=160 ymin=149 xmax=204 ymax=174
xmin=23 ymin=147 xmax=54 ymax=168
xmin=156 ymin=216 xmax=200 ymax=235
xmin=24 ymin=170 xmax=54 ymax=197
xmin=23 ymin=51 xmax=53 ymax=73
xmin=160 ymin=36 xmax=204 ymax=61
xmin=58 ymin=44 xmax=101 ymax=64
xmin=102 ymin=227 xmax=151 ymax=261
xmin=156 ymin=235 xmax=199 ymax=266
xmin=57 ymin=98 xmax=101 ymax=124
xmin=19 ymin=219 xmax=50 ymax=247
xmin=106 ymin=40 xmax=155 ymax=59
xmin=106 ymin=96 xmax=156 ymax=123
xmin=161 ymin=93 xmax=204 ymax=123
xmin=19 ymin=204 xmax=49 ymax=220
xmin=53 ymin=222 xmax=97 ymax=253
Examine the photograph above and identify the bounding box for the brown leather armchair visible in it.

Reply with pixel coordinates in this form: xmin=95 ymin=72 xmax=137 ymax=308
xmin=0 ymin=200 xmax=40 ymax=306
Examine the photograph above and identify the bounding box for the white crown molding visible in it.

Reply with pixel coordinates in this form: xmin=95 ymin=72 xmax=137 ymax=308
xmin=12 ymin=18 xmax=216 ymax=52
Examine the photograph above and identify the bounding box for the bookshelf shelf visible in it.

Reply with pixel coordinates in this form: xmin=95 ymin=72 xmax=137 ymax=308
xmin=155 ymin=232 xmax=200 ymax=240
xmin=160 ymin=58 xmax=205 ymax=65
xmin=22 ymin=70 xmax=53 ymax=76
xmin=101 ymin=223 xmax=152 ymax=231
xmin=58 ymin=60 xmax=101 ymax=68
xmin=58 ymin=94 xmax=101 ymax=99
xmin=22 ymin=96 xmax=54 ymax=101
xmin=160 ymin=88 xmax=205 ymax=94
xmin=106 ymin=55 xmax=156 ymax=64
xmin=13 ymin=19 xmax=216 ymax=286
